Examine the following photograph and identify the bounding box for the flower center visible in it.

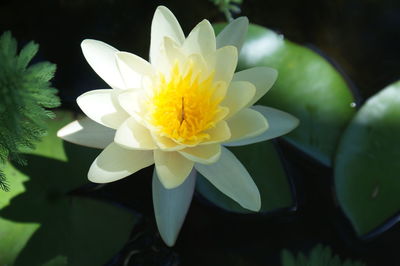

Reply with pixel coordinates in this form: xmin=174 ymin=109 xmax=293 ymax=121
xmin=149 ymin=60 xmax=224 ymax=145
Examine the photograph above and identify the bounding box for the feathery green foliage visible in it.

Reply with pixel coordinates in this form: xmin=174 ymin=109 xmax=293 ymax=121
xmin=0 ymin=31 xmax=60 ymax=191
xmin=281 ymin=244 xmax=365 ymax=266
xmin=209 ymin=0 xmax=243 ymax=21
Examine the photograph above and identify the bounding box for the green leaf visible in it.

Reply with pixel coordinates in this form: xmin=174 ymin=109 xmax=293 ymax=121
xmin=196 ymin=141 xmax=294 ymax=213
xmin=335 ymin=80 xmax=400 ymax=236
xmin=214 ymin=23 xmax=356 ymax=166
xmin=0 ymin=110 xmax=138 ymax=266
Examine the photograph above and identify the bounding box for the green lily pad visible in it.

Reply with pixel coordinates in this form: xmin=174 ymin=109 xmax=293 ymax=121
xmin=335 ymin=81 xmax=400 ymax=236
xmin=196 ymin=141 xmax=294 ymax=214
xmin=214 ymin=23 xmax=356 ymax=166
xmin=0 ymin=110 xmax=138 ymax=266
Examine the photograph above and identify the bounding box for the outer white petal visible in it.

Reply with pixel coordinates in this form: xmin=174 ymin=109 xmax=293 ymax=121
xmin=232 ymin=66 xmax=278 ymax=107
xmin=115 ymin=117 xmax=158 ymax=150
xmin=88 ymin=142 xmax=154 ymax=183
xmin=225 ymin=105 xmax=299 ymax=146
xmin=226 ymin=108 xmax=269 ymax=143
xmin=152 ymin=168 xmax=196 ymax=247
xmin=115 ymin=52 xmax=155 ymax=89
xmin=195 ymin=147 xmax=261 ymax=211
xmin=216 ymin=16 xmax=249 ymax=53
xmin=150 ymin=6 xmax=185 ymax=64
xmin=222 ymin=81 xmax=256 ymax=119
xmin=77 ymin=89 xmax=129 ymax=129
xmin=57 ymin=117 xmax=115 ymax=149
xmin=182 ymin=19 xmax=216 ymax=56
xmin=179 ymin=144 xmax=221 ymax=165
xmin=81 ymin=39 xmax=125 ymax=90
xmin=154 ymin=150 xmax=194 ymax=189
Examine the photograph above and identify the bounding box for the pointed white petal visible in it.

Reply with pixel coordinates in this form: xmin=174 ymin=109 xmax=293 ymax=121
xmin=201 ymin=120 xmax=231 ymax=145
xmin=226 ymin=108 xmax=268 ymax=143
xmin=57 ymin=117 xmax=115 ymax=149
xmin=88 ymin=142 xmax=154 ymax=183
xmin=216 ymin=16 xmax=249 ymax=52
xmin=222 ymin=81 xmax=256 ymax=119
xmin=212 ymin=46 xmax=238 ymax=84
xmin=182 ymin=19 xmax=216 ymax=56
xmin=81 ymin=39 xmax=125 ymax=90
xmin=195 ymin=147 xmax=261 ymax=211
xmin=225 ymin=105 xmax=299 ymax=146
xmin=150 ymin=6 xmax=185 ymax=64
xmin=115 ymin=117 xmax=158 ymax=150
xmin=179 ymin=144 xmax=221 ymax=164
xmin=77 ymin=89 xmax=129 ymax=129
xmin=152 ymin=168 xmax=196 ymax=247
xmin=151 ymin=133 xmax=185 ymax=151
xmin=163 ymin=37 xmax=186 ymax=64
xmin=117 ymin=89 xmax=146 ymax=121
xmin=233 ymin=66 xmax=278 ymax=107
xmin=115 ymin=52 xmax=155 ymax=89
xmin=154 ymin=150 xmax=194 ymax=189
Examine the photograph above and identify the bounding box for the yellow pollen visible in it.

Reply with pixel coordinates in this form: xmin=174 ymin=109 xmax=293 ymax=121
xmin=150 ymin=61 xmax=224 ymax=145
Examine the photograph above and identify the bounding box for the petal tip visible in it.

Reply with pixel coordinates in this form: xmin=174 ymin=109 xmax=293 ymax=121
xmin=242 ymin=189 xmax=261 ymax=212
xmin=80 ymin=39 xmax=93 ymax=48
xmin=56 ymin=120 xmax=80 ymax=139
xmin=160 ymin=234 xmax=177 ymax=247
xmin=232 ymin=16 xmax=249 ymax=27
xmin=240 ymin=16 xmax=249 ymax=23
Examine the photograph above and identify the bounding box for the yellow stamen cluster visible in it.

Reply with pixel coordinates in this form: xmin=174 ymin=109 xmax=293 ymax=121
xmin=150 ymin=61 xmax=224 ymax=145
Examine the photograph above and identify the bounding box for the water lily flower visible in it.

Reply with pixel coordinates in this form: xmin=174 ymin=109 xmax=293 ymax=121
xmin=58 ymin=6 xmax=299 ymax=246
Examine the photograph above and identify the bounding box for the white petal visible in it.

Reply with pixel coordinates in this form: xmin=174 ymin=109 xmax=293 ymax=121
xmin=152 ymin=168 xmax=196 ymax=247
xmin=151 ymin=133 xmax=185 ymax=151
xmin=57 ymin=117 xmax=115 ymax=149
xmin=226 ymin=108 xmax=268 ymax=143
xmin=88 ymin=142 xmax=154 ymax=183
xmin=162 ymin=37 xmax=186 ymax=68
xmin=182 ymin=19 xmax=216 ymax=56
xmin=202 ymin=120 xmax=231 ymax=145
xmin=216 ymin=16 xmax=248 ymax=53
xmin=154 ymin=150 xmax=194 ymax=189
xmin=115 ymin=52 xmax=155 ymax=89
xmin=225 ymin=105 xmax=299 ymax=146
xmin=179 ymin=144 xmax=221 ymax=164
xmin=195 ymin=147 xmax=261 ymax=211
xmin=232 ymin=66 xmax=278 ymax=107
xmin=211 ymin=46 xmax=238 ymax=84
xmin=77 ymin=89 xmax=129 ymax=129
xmin=150 ymin=6 xmax=185 ymax=64
xmin=222 ymin=81 xmax=256 ymax=119
xmin=117 ymin=90 xmax=145 ymax=120
xmin=81 ymin=39 xmax=125 ymax=90
xmin=115 ymin=117 xmax=158 ymax=150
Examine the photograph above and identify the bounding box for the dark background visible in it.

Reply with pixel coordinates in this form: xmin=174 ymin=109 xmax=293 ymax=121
xmin=1 ymin=0 xmax=400 ymax=265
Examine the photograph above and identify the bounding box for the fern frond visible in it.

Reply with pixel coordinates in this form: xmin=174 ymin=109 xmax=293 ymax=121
xmin=281 ymin=244 xmax=365 ymax=266
xmin=0 ymin=31 xmax=60 ymax=191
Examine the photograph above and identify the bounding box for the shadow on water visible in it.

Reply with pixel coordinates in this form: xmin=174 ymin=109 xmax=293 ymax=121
xmin=0 ymin=143 xmax=137 ymax=266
